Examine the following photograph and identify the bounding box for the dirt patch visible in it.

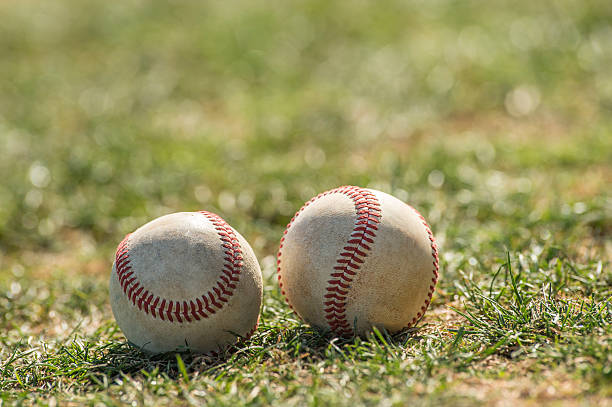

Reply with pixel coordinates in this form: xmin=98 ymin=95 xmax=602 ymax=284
xmin=447 ymin=370 xmax=609 ymax=407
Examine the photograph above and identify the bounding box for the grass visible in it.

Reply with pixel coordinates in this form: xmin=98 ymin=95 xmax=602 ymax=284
xmin=0 ymin=0 xmax=611 ymax=405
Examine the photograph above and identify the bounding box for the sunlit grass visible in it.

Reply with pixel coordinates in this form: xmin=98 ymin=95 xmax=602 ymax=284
xmin=0 ymin=0 xmax=610 ymax=405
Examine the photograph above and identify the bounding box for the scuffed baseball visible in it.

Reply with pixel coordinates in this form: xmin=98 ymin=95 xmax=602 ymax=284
xmin=277 ymin=186 xmax=439 ymax=337
xmin=109 ymin=211 xmax=263 ymax=354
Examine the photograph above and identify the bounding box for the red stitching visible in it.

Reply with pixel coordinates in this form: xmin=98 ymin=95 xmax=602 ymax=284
xmin=278 ymin=188 xmax=440 ymax=335
xmin=242 ymin=315 xmax=260 ymax=341
xmin=114 ymin=211 xmax=243 ymax=323
xmin=404 ymin=205 xmax=439 ymax=329
xmin=277 ymin=186 xmax=381 ymax=337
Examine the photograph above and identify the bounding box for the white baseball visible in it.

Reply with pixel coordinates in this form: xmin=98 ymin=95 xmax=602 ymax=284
xmin=109 ymin=211 xmax=263 ymax=354
xmin=277 ymin=186 xmax=439 ymax=337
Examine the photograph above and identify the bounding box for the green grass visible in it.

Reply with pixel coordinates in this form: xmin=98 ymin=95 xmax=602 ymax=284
xmin=0 ymin=0 xmax=611 ymax=405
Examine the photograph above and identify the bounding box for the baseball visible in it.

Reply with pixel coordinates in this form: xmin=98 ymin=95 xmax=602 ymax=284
xmin=109 ymin=211 xmax=263 ymax=354
xmin=277 ymin=186 xmax=439 ymax=337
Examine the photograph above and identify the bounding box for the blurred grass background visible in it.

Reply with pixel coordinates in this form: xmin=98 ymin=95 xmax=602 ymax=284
xmin=1 ymin=0 xmax=610 ymax=254
xmin=0 ymin=0 xmax=610 ymax=404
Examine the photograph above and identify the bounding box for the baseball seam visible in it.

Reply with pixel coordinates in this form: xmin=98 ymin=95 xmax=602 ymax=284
xmin=114 ymin=211 xmax=243 ymax=324
xmin=406 ymin=205 xmax=440 ymax=328
xmin=277 ymin=186 xmax=381 ymax=337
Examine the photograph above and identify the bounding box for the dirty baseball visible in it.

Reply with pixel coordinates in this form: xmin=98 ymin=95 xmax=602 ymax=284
xmin=277 ymin=186 xmax=439 ymax=337
xmin=109 ymin=211 xmax=263 ymax=354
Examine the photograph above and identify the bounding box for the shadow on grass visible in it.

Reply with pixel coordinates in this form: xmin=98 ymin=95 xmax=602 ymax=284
xmin=76 ymin=322 xmax=427 ymax=385
xmin=79 ymin=335 xmax=257 ymax=382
